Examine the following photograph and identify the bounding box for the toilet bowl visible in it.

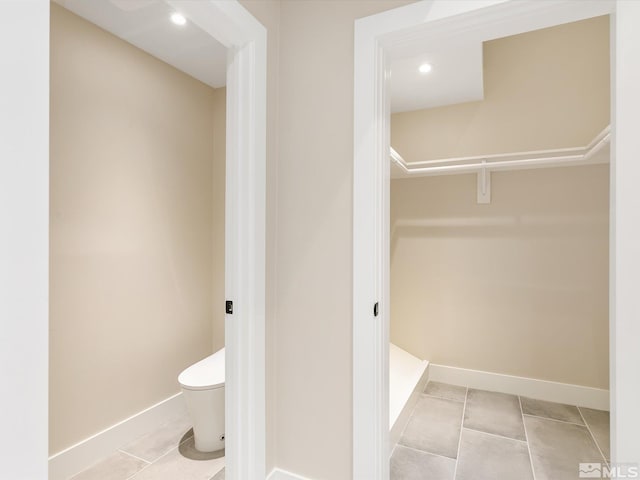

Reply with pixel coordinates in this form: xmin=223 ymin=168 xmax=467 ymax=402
xmin=178 ymin=347 xmax=225 ymax=452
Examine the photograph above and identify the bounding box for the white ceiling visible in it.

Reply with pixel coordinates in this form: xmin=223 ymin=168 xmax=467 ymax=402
xmin=57 ymin=0 xmax=479 ymax=111
xmin=388 ymin=1 xmax=613 ymax=114
xmin=54 ymin=0 xmax=227 ymax=88
xmin=55 ymin=0 xmax=609 ymax=114
xmin=390 ymin=43 xmax=484 ymax=113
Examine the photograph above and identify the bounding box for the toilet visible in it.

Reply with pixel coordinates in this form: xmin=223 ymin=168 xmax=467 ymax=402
xmin=178 ymin=347 xmax=225 ymax=452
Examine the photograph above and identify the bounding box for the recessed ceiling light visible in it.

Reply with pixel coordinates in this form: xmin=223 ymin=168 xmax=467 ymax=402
xmin=170 ymin=12 xmax=186 ymax=26
xmin=418 ymin=63 xmax=432 ymax=74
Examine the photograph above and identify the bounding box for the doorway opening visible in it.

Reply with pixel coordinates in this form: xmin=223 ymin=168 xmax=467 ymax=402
xmin=352 ymin=1 xmax=632 ymax=479
xmin=48 ymin=2 xmax=266 ymax=479
xmin=388 ymin=15 xmax=610 ymax=478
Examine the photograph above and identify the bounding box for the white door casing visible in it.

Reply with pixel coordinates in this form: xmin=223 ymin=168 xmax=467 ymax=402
xmin=168 ymin=2 xmax=268 ymax=478
xmin=0 ymin=0 xmax=267 ymax=478
xmin=352 ymin=0 xmax=640 ymax=477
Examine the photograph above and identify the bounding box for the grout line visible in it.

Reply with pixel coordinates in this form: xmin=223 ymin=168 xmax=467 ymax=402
xmin=390 ymin=443 xmax=398 ymax=459
xmin=117 ymin=449 xmax=151 ymax=465
xmin=125 ymin=461 xmax=151 ymax=480
xmin=394 ymin=392 xmax=423 ymax=455
xmin=395 ymin=443 xmax=457 ymax=462
xmin=451 ymin=386 xmax=468 ymax=480
xmin=462 ymin=426 xmax=527 ymax=444
xmin=125 ymin=442 xmax=183 ymax=480
xmin=124 ymin=449 xmax=157 ymax=480
xmin=422 ymin=392 xmax=466 ymax=404
xmin=577 ymin=407 xmax=609 ymax=466
xmin=522 ymin=412 xmax=586 ymax=428
xmin=519 ymin=395 xmax=537 ymax=480
xmin=212 ymin=465 xmax=225 ymax=479
xmin=179 ymin=430 xmax=195 ymax=446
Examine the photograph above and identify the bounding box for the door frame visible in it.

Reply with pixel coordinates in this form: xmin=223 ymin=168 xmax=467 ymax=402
xmin=353 ymin=0 xmax=640 ymax=477
xmin=0 ymin=1 xmax=267 ymax=479
xmin=167 ymin=2 xmax=267 ymax=478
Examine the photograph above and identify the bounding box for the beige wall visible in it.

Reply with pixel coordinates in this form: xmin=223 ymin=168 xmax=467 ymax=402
xmin=391 ymin=166 xmax=610 ymax=389
xmin=392 ymin=16 xmax=610 ymax=161
xmin=389 ymin=16 xmax=610 ymax=391
xmin=49 ymin=4 xmax=224 ymax=454
xmin=212 ymin=87 xmax=226 ymax=353
xmin=274 ymin=1 xmax=413 ymax=478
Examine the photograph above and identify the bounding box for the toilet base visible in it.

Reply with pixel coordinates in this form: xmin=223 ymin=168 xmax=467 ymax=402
xmin=193 ymin=430 xmax=225 ymax=453
xmin=181 ymin=385 xmax=225 ymax=453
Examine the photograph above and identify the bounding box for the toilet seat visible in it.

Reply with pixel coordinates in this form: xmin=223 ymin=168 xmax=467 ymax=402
xmin=178 ymin=348 xmax=225 ymax=391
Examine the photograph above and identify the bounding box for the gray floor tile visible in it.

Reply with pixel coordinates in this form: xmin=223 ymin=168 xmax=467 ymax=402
xmin=579 ymin=407 xmax=610 ymax=461
xmin=521 ymin=397 xmax=584 ymax=425
xmin=211 ymin=467 xmax=225 ymax=480
xmin=525 ymin=415 xmax=605 ymax=480
xmin=120 ymin=415 xmax=193 ymax=463
xmin=464 ymin=389 xmax=526 ymax=441
xmin=424 ymin=382 xmax=467 ymax=403
xmin=455 ymin=428 xmax=533 ymax=480
xmin=70 ymin=451 xmax=147 ymax=480
xmin=399 ymin=395 xmax=464 ymax=459
xmin=391 ymin=445 xmax=456 ymax=480
xmin=128 ymin=446 xmax=224 ymax=480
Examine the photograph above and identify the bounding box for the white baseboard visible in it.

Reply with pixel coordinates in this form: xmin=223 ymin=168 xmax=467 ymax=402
xmin=267 ymin=468 xmax=314 ymax=480
xmin=390 ymin=363 xmax=429 ymax=448
xmin=429 ymin=364 xmax=609 ymax=411
xmin=49 ymin=392 xmax=187 ymax=480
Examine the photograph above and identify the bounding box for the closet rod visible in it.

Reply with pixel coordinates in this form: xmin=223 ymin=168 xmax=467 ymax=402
xmin=391 ymin=125 xmax=610 ymax=176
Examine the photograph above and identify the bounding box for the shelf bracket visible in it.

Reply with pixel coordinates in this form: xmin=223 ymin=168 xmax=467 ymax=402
xmin=477 ymin=161 xmax=491 ymax=204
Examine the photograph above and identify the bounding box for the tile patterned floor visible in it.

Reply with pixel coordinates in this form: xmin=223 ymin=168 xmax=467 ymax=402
xmin=69 ymin=381 xmax=609 ymax=480
xmin=69 ymin=414 xmax=225 ymax=480
xmin=391 ymin=381 xmax=610 ymax=480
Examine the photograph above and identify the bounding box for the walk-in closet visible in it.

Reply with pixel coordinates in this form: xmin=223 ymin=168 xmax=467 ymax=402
xmin=388 ymin=15 xmax=611 ymax=480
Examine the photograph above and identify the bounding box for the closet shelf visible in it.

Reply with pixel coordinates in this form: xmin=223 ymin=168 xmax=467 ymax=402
xmin=390 ymin=125 xmax=610 ymax=177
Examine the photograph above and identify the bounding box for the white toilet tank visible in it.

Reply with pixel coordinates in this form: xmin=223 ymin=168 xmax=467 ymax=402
xmin=178 ymin=347 xmax=225 ymax=452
